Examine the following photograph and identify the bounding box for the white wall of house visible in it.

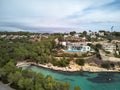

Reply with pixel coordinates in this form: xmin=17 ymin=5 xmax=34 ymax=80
xmin=118 ymin=44 xmax=120 ymax=50
xmin=74 ymin=34 xmax=79 ymax=37
xmin=67 ymin=45 xmax=91 ymax=52
xmin=99 ymin=32 xmax=104 ymax=36
xmin=103 ymin=45 xmax=116 ymax=51
xmin=61 ymin=41 xmax=67 ymax=46
xmin=64 ymin=35 xmax=68 ymax=38
xmin=82 ymin=46 xmax=91 ymax=52
xmin=90 ymin=35 xmax=96 ymax=38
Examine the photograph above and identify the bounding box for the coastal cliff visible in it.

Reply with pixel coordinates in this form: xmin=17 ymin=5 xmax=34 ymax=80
xmin=17 ymin=61 xmax=120 ymax=72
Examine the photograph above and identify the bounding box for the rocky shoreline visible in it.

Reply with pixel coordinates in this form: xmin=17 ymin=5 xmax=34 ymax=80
xmin=16 ymin=61 xmax=120 ymax=72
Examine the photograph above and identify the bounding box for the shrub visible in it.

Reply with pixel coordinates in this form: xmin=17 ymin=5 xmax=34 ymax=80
xmin=114 ymin=53 xmax=120 ymax=58
xmin=96 ymin=44 xmax=102 ymax=49
xmin=96 ymin=53 xmax=101 ymax=59
xmin=101 ymin=63 xmax=110 ymax=69
xmin=52 ymin=58 xmax=70 ymax=67
xmin=74 ymin=85 xmax=81 ymax=90
xmin=74 ymin=54 xmax=78 ymax=57
xmin=76 ymin=58 xmax=85 ymax=66
xmin=82 ymin=53 xmax=87 ymax=57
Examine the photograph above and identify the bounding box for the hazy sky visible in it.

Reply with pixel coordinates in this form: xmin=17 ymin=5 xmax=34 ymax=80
xmin=0 ymin=0 xmax=120 ymax=33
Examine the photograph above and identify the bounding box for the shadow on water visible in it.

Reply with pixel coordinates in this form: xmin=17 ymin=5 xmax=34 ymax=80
xmin=56 ymin=78 xmax=75 ymax=82
xmin=30 ymin=65 xmax=94 ymax=77
xmin=25 ymin=65 xmax=120 ymax=84
xmin=54 ymin=71 xmax=92 ymax=77
xmin=23 ymin=65 xmax=120 ymax=90
xmin=87 ymin=72 xmax=120 ymax=83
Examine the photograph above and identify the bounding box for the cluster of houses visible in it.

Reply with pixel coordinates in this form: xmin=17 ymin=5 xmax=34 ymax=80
xmin=56 ymin=32 xmax=120 ymax=56
xmin=0 ymin=31 xmax=120 ymax=56
xmin=102 ymin=43 xmax=116 ymax=52
xmin=0 ymin=34 xmax=49 ymax=42
xmin=60 ymin=40 xmax=91 ymax=52
xmin=0 ymin=35 xmax=28 ymax=39
xmin=58 ymin=33 xmax=92 ymax=53
xmin=88 ymin=31 xmax=107 ymax=40
xmin=0 ymin=34 xmax=42 ymax=39
xmin=64 ymin=34 xmax=86 ymax=42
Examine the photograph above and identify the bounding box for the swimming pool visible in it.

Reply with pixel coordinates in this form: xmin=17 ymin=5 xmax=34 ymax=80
xmin=65 ymin=45 xmax=90 ymax=52
xmin=64 ymin=50 xmax=86 ymax=52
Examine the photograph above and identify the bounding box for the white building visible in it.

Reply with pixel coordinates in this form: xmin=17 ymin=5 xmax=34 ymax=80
xmin=99 ymin=31 xmax=105 ymax=36
xmin=90 ymin=35 xmax=96 ymax=38
xmin=74 ymin=33 xmax=80 ymax=38
xmin=64 ymin=34 xmax=70 ymax=38
xmin=82 ymin=46 xmax=91 ymax=52
xmin=61 ymin=41 xmax=67 ymax=46
xmin=67 ymin=45 xmax=91 ymax=52
xmin=102 ymin=43 xmax=116 ymax=52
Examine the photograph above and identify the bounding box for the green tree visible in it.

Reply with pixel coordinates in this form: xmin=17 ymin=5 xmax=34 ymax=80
xmin=17 ymin=78 xmax=24 ymax=89
xmin=82 ymin=31 xmax=87 ymax=36
xmin=74 ymin=85 xmax=81 ymax=90
xmin=58 ymin=35 xmax=64 ymax=41
xmin=96 ymin=44 xmax=102 ymax=49
xmin=60 ymin=82 xmax=70 ymax=90
xmin=8 ymin=71 xmax=23 ymax=85
xmin=22 ymin=69 xmax=35 ymax=78
xmin=70 ymin=31 xmax=76 ymax=36
xmin=101 ymin=63 xmax=110 ymax=69
xmin=76 ymin=58 xmax=85 ymax=66
xmin=18 ymin=78 xmax=34 ymax=90
xmin=3 ymin=61 xmax=16 ymax=76
xmin=56 ymin=58 xmax=70 ymax=67
xmin=34 ymin=73 xmax=44 ymax=84
xmin=35 ymin=82 xmax=45 ymax=90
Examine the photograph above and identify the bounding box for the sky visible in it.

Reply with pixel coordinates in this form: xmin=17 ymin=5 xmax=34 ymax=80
xmin=0 ymin=0 xmax=120 ymax=33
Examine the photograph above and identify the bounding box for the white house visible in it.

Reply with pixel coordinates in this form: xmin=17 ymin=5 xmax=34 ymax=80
xmin=61 ymin=41 xmax=67 ymax=46
xmin=90 ymin=35 xmax=96 ymax=38
xmin=117 ymin=43 xmax=120 ymax=50
xmin=64 ymin=34 xmax=71 ymax=38
xmin=102 ymin=43 xmax=116 ymax=52
xmin=99 ymin=31 xmax=105 ymax=36
xmin=67 ymin=45 xmax=91 ymax=52
xmin=0 ymin=35 xmax=6 ymax=38
xmin=82 ymin=46 xmax=91 ymax=52
xmin=74 ymin=33 xmax=80 ymax=38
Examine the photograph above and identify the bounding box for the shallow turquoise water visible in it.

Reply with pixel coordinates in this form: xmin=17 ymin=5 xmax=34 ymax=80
xmin=23 ymin=65 xmax=120 ymax=90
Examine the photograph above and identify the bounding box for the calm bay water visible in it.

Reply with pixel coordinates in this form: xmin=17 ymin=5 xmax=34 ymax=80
xmin=23 ymin=65 xmax=120 ymax=90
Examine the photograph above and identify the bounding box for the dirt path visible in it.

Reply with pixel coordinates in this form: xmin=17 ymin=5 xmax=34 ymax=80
xmin=99 ymin=50 xmax=120 ymax=62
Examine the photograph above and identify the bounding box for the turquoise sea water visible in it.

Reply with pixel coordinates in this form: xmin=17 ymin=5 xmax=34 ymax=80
xmin=23 ymin=65 xmax=120 ymax=90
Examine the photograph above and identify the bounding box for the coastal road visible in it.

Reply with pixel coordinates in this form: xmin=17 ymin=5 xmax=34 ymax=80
xmin=0 ymin=81 xmax=15 ymax=90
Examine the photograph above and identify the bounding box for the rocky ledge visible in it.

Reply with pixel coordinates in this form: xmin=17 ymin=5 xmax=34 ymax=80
xmin=16 ymin=61 xmax=120 ymax=72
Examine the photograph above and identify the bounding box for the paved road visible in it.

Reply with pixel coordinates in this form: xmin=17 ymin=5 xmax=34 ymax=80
xmin=0 ymin=81 xmax=15 ymax=90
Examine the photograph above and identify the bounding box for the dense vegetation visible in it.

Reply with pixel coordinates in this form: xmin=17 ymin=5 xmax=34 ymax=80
xmin=76 ymin=59 xmax=85 ymax=66
xmin=87 ymin=43 xmax=101 ymax=59
xmin=0 ymin=32 xmax=81 ymax=90
xmin=0 ymin=61 xmax=71 ymax=90
xmin=0 ymin=31 xmax=39 ymax=35
xmin=0 ymin=34 xmax=61 ymax=65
